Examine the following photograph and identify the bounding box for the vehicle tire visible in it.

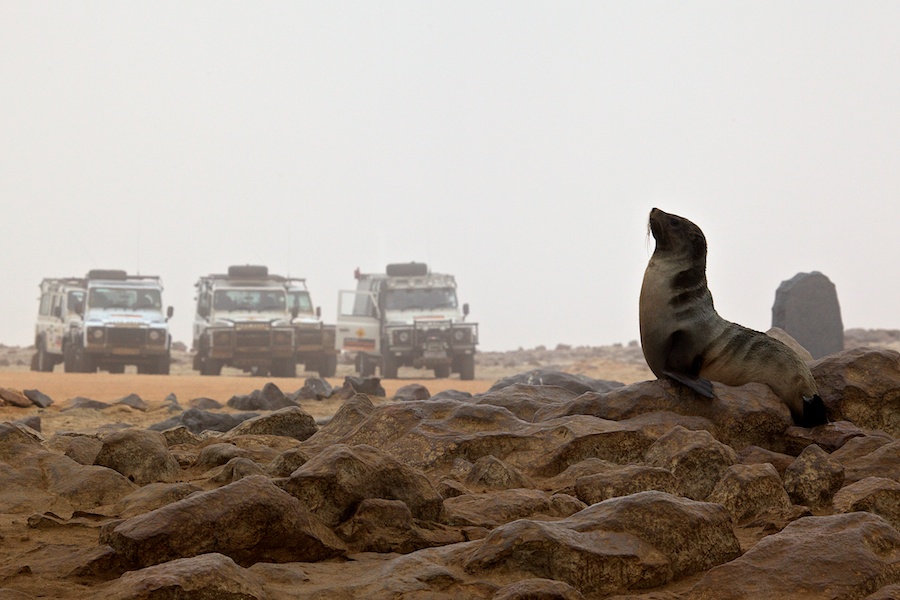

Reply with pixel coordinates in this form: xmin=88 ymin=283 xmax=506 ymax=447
xmin=158 ymin=354 xmax=171 ymax=375
xmin=318 ymin=354 xmax=337 ymax=378
xmin=359 ymin=354 xmax=376 ymax=377
xmin=382 ymin=354 xmax=399 ymax=379
xmin=72 ymin=344 xmax=94 ymax=373
xmin=459 ymin=354 xmax=476 ymax=381
xmin=30 ymin=351 xmax=39 ymax=372
xmin=434 ymin=364 xmax=451 ymax=379
xmin=63 ymin=342 xmax=75 ymax=373
xmin=35 ymin=339 xmax=54 ymax=372
xmin=199 ymin=353 xmax=222 ymax=376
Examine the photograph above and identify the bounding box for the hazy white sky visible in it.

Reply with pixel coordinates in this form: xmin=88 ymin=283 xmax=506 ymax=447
xmin=2 ymin=2 xmax=899 ymax=352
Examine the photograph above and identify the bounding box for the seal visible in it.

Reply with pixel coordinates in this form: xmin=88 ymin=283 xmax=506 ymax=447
xmin=639 ymin=208 xmax=827 ymax=427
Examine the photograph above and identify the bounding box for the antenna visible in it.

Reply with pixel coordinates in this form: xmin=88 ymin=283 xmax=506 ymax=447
xmin=136 ymin=221 xmax=141 ymax=275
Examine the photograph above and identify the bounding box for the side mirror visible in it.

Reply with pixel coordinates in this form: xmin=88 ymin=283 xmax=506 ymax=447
xmin=74 ymin=301 xmax=84 ymax=316
xmin=316 ymin=306 xmax=322 ymax=318
xmin=463 ymin=303 xmax=470 ymax=317
xmin=292 ymin=306 xmax=300 ymax=319
xmin=198 ymin=305 xmax=209 ymax=318
xmin=167 ymin=306 xmax=174 ymax=319
xmin=52 ymin=305 xmax=62 ymax=318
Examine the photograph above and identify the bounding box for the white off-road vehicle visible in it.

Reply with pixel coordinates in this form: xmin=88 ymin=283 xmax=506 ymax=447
xmin=56 ymin=270 xmax=173 ymax=374
xmin=336 ymin=262 xmax=478 ymax=379
xmin=286 ymin=279 xmax=338 ymax=377
xmin=32 ymin=277 xmax=85 ymax=372
xmin=192 ymin=265 xmax=296 ymax=376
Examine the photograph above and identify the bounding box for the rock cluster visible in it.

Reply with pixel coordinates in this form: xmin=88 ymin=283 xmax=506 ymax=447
xmin=2 ymin=347 xmax=900 ymax=598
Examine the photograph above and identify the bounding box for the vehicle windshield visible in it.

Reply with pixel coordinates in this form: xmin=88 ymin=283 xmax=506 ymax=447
xmin=88 ymin=287 xmax=161 ymax=310
xmin=67 ymin=290 xmax=85 ymax=312
xmin=384 ymin=287 xmax=458 ymax=311
xmin=214 ymin=289 xmax=286 ymax=312
xmin=289 ymin=291 xmax=313 ymax=313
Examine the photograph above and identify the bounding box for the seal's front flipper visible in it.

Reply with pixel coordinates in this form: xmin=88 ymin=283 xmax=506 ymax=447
xmin=662 ymin=370 xmax=715 ymax=399
xmin=798 ymin=394 xmax=828 ymax=427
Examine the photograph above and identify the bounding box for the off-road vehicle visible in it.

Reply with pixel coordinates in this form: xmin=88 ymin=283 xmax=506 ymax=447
xmin=336 ymin=262 xmax=478 ymax=379
xmin=286 ymin=279 xmax=338 ymax=377
xmin=192 ymin=265 xmax=296 ymax=376
xmin=31 ymin=277 xmax=85 ymax=372
xmin=56 ymin=270 xmax=173 ymax=374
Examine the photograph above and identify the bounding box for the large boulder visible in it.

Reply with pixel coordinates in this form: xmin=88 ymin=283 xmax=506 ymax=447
xmin=227 ymin=382 xmax=297 ymax=411
xmin=812 ymin=348 xmax=900 ymax=436
xmin=102 ymin=552 xmax=266 ymax=600
xmin=464 ymin=491 xmax=740 ymax=597
xmin=707 ymin=463 xmax=792 ymax=524
xmin=335 ymin=498 xmax=464 ymax=553
xmin=223 ymin=406 xmax=318 ymax=442
xmin=148 ymin=408 xmax=260 ymax=434
xmin=645 ymin=426 xmax=737 ymax=500
xmin=102 ymin=475 xmax=346 ymax=568
xmin=689 ymin=513 xmax=900 ymax=599
xmin=833 ymin=477 xmax=900 ymax=531
xmin=771 ymin=271 xmax=843 ymax=359
xmin=488 ymin=369 xmax=624 ymax=395
xmin=540 ymin=379 xmax=793 ymax=452
xmin=280 ymin=443 xmax=443 ymax=527
xmin=782 ymin=443 xmax=845 ymax=507
xmin=93 ymin=429 xmax=181 ymax=485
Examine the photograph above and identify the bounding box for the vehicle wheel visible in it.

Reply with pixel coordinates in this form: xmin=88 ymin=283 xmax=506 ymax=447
xmin=434 ymin=364 xmax=451 ymax=379
xmin=30 ymin=351 xmax=39 ymax=372
xmin=319 ymin=354 xmax=337 ymax=378
xmin=35 ymin=340 xmax=54 ymax=372
xmin=359 ymin=354 xmax=376 ymax=377
xmin=158 ymin=354 xmax=171 ymax=375
xmin=459 ymin=354 xmax=476 ymax=381
xmin=72 ymin=345 xmax=94 ymax=373
xmin=199 ymin=353 xmax=222 ymax=376
xmin=382 ymin=354 xmax=399 ymax=379
xmin=63 ymin=343 xmax=75 ymax=373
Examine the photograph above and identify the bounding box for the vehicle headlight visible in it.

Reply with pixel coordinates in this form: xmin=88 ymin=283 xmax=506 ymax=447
xmin=213 ymin=330 xmax=233 ymax=345
xmin=453 ymin=329 xmax=469 ymax=343
xmin=393 ymin=330 xmax=412 ymax=344
xmin=149 ymin=330 xmax=162 ymax=342
xmin=88 ymin=327 xmax=105 ymax=342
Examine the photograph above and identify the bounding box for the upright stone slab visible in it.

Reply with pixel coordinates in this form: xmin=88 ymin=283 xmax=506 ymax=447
xmin=772 ymin=271 xmax=843 ymax=359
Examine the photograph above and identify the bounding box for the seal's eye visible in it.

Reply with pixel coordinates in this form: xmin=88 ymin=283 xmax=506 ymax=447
xmin=669 ymin=217 xmax=681 ymax=228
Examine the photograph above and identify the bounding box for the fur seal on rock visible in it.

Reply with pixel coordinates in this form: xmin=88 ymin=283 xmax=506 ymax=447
xmin=639 ymin=208 xmax=827 ymax=427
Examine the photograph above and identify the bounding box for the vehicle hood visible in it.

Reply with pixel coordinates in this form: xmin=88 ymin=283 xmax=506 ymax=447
xmin=212 ymin=311 xmax=292 ymax=326
xmin=384 ymin=308 xmax=465 ymax=326
xmin=85 ymin=308 xmax=168 ymax=327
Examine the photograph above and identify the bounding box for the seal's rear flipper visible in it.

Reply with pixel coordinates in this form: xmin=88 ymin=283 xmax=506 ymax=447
xmin=663 ymin=371 xmax=715 ymax=399
xmin=798 ymin=394 xmax=828 ymax=427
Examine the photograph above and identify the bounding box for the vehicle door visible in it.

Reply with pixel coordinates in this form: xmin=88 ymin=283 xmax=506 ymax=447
xmin=335 ymin=290 xmax=381 ymax=356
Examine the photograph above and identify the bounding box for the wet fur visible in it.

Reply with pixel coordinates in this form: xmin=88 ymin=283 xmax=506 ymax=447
xmin=639 ymin=208 xmax=827 ymax=427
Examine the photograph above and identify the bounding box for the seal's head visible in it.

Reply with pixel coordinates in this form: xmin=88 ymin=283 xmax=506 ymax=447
xmin=648 ymin=208 xmax=707 ymax=261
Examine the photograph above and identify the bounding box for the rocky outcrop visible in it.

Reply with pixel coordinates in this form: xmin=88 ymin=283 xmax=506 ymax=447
xmin=93 ymin=429 xmax=181 ymax=484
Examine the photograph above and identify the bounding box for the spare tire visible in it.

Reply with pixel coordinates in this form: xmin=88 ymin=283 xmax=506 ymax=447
xmin=228 ymin=265 xmax=269 ymax=278
xmin=386 ymin=262 xmax=428 ymax=277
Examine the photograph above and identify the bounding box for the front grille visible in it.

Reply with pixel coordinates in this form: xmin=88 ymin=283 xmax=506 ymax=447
xmin=107 ymin=328 xmax=145 ymax=347
xmin=236 ymin=330 xmax=270 ymax=349
xmin=296 ymin=330 xmax=321 ymax=345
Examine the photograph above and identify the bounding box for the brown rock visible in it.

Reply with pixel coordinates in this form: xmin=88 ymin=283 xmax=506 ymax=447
xmin=645 ymin=426 xmax=737 ymax=500
xmin=103 ymin=475 xmax=346 ymax=567
xmin=442 ymin=489 xmax=569 ymax=528
xmin=707 ymin=463 xmax=792 ymax=524
xmin=465 ymin=455 xmax=532 ymax=491
xmin=812 ymin=347 xmax=900 ymax=435
xmin=736 ymin=444 xmax=795 ymax=476
xmin=782 ymin=420 xmax=871 ymax=455
xmin=492 ymin=578 xmax=586 ymax=600
xmin=690 ymin=512 xmax=900 ymax=599
xmin=783 ymin=444 xmax=845 ymax=507
xmin=280 ymin=443 xmax=442 ymax=527
xmin=93 ymin=429 xmax=181 ymax=485
xmin=224 ymin=405 xmax=318 ymax=442
xmin=103 ymin=552 xmax=266 ymax=600
xmin=841 ymin=440 xmax=900 ymax=484
xmin=574 ymin=464 xmax=678 ymax=505
xmin=833 ymin=477 xmax=900 ymax=530
xmin=112 ymin=482 xmax=203 ymax=518
xmin=0 ymin=388 xmax=32 ymax=408
xmin=335 ymin=498 xmax=464 ymax=553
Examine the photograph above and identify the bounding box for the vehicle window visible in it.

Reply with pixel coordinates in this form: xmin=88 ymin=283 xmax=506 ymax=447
xmin=89 ymin=287 xmax=162 ymax=310
xmin=214 ymin=289 xmax=286 ymax=312
xmin=39 ymin=294 xmax=52 ymax=316
xmin=67 ymin=291 xmax=84 ymax=313
xmin=289 ymin=291 xmax=313 ymax=313
xmin=384 ymin=288 xmax=458 ymax=311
